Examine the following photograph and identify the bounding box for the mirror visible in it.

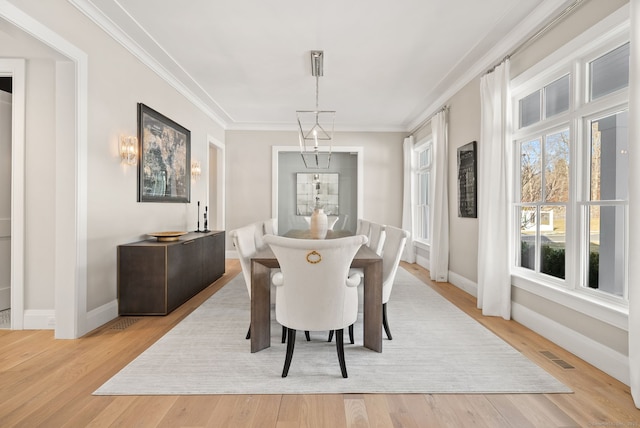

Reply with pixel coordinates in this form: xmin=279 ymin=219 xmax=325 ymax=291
xmin=296 ymin=173 xmax=339 ymax=215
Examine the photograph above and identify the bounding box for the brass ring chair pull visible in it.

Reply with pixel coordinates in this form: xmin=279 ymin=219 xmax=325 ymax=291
xmin=306 ymin=250 xmax=322 ymax=264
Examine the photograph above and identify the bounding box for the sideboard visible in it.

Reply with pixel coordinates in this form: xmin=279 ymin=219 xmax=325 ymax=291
xmin=117 ymin=231 xmax=225 ymax=315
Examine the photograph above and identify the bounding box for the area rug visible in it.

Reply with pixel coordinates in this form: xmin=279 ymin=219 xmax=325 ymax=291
xmin=94 ymin=268 xmax=571 ymax=395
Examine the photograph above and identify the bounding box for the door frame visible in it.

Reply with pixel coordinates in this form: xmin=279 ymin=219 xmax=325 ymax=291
xmin=208 ymin=136 xmax=225 ymax=231
xmin=271 ymin=145 xmax=364 ymax=222
xmin=0 ymin=59 xmax=26 ymax=329
xmin=1 ymin=1 xmax=88 ymax=338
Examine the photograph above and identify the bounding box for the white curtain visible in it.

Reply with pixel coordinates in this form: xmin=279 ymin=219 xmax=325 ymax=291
xmin=477 ymin=60 xmax=512 ymax=319
xmin=401 ymin=136 xmax=416 ymax=263
xmin=429 ymin=110 xmax=449 ymax=282
xmin=628 ymin=0 xmax=640 ymax=408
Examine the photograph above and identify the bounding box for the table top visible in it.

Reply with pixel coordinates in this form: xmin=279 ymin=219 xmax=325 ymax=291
xmin=119 ymin=230 xmax=223 ymax=247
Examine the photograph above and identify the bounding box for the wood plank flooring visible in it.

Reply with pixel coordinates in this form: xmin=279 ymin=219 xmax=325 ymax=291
xmin=0 ymin=260 xmax=638 ymax=427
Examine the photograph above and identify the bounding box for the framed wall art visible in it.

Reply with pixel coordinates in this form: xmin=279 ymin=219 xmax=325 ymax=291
xmin=295 ymin=172 xmax=339 ymax=215
xmin=457 ymin=140 xmax=477 ymax=218
xmin=137 ymin=103 xmax=191 ymax=203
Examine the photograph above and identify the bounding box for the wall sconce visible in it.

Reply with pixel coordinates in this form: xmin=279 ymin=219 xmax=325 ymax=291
xmin=119 ymin=135 xmax=138 ymax=165
xmin=191 ymin=160 xmax=201 ymax=180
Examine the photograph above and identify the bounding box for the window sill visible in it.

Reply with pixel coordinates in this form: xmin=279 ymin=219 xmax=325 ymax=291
xmin=511 ymin=270 xmax=628 ymax=331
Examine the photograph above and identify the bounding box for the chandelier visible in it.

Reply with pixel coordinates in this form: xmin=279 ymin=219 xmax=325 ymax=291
xmin=297 ymin=50 xmax=335 ymax=169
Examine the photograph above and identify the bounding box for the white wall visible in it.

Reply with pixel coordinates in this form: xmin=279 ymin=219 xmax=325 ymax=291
xmin=447 ymin=78 xmax=481 ymax=284
xmin=225 ymin=130 xmax=404 ymax=250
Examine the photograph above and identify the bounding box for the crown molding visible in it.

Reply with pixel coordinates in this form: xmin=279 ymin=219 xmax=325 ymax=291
xmin=226 ymin=121 xmax=407 ymax=133
xmin=69 ymin=0 xmax=231 ymax=129
xmin=70 ymin=0 xmax=578 ymax=135
xmin=408 ymin=0 xmax=576 ymax=133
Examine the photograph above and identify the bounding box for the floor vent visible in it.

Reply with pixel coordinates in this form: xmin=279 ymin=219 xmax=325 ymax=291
xmin=540 ymin=350 xmax=575 ymax=369
xmin=110 ymin=317 xmax=141 ymax=330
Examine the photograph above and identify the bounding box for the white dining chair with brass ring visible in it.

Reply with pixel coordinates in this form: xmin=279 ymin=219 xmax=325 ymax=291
xmin=264 ymin=234 xmax=367 ymax=378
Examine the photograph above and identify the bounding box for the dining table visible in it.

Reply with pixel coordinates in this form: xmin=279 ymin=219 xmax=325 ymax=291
xmin=250 ymin=230 xmax=383 ymax=353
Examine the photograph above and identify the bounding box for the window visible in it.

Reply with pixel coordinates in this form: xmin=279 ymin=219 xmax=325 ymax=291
xmin=583 ymin=110 xmax=628 ymax=297
xmin=512 ymin=34 xmax=629 ymax=304
xmin=414 ymin=140 xmax=432 ymax=243
xmin=519 ymin=75 xmax=570 ymax=128
xmin=590 ymin=42 xmax=629 ymax=100
xmin=517 ymin=130 xmax=569 ymax=280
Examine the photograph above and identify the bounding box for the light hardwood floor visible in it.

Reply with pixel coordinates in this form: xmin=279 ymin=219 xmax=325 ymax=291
xmin=0 ymin=260 xmax=638 ymax=427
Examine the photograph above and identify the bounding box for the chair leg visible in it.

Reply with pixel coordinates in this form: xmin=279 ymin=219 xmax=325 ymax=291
xmin=305 ymin=331 xmax=311 ymax=341
xmin=383 ymin=302 xmax=392 ymax=340
xmin=282 ymin=328 xmax=297 ymax=377
xmin=330 ymin=325 xmax=354 ymax=344
xmin=335 ymin=329 xmax=348 ymax=378
xmin=246 ymin=324 xmax=251 ymax=340
xmin=282 ymin=326 xmax=286 ymax=343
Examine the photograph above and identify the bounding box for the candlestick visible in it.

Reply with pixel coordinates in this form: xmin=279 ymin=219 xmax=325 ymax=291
xmin=203 ymin=206 xmax=210 ymax=232
xmin=195 ymin=201 xmax=201 ymax=232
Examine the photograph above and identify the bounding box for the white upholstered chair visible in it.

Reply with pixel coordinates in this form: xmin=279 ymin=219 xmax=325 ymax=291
xmin=264 ymin=218 xmax=278 ymax=236
xmin=264 ymin=234 xmax=368 ymax=378
xmin=229 ymin=224 xmax=258 ymax=339
xmin=327 ymin=216 xmax=340 ymax=230
xmin=367 ymin=223 xmax=386 ymax=256
xmin=253 ymin=221 xmax=267 ymax=249
xmin=329 ymin=224 xmax=409 ymax=343
xmin=334 ymin=214 xmax=349 ymax=231
xmin=230 ymin=224 xmax=285 ymax=341
xmin=355 ymin=219 xmax=371 ymax=239
xmin=379 ymin=225 xmax=410 ymax=340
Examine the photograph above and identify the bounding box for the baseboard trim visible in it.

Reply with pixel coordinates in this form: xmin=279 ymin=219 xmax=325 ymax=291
xmin=448 ymin=271 xmax=478 ymax=297
xmin=415 ymin=254 xmax=430 ymax=271
xmin=86 ymin=299 xmax=119 ymax=333
xmin=512 ymin=301 xmax=630 ymax=386
xmin=17 ymin=300 xmax=119 ymax=333
xmin=23 ymin=309 xmax=56 ymax=330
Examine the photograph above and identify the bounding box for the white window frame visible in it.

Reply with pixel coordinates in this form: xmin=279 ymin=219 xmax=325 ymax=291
xmin=413 ymin=137 xmax=432 ymax=246
xmin=509 ymin=7 xmax=630 ymax=330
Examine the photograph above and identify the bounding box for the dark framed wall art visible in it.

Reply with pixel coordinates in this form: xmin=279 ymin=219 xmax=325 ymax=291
xmin=457 ymin=140 xmax=477 ymax=218
xmin=137 ymin=103 xmax=191 ymax=203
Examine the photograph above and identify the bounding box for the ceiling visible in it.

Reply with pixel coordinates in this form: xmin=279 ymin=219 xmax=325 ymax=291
xmin=73 ymin=0 xmax=572 ymax=132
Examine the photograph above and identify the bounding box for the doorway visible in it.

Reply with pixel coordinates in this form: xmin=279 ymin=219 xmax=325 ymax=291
xmin=271 ymin=146 xmax=364 ymax=235
xmin=0 ymin=59 xmax=25 ymax=331
xmin=0 ymin=77 xmax=11 ymax=328
xmin=208 ymin=137 xmax=225 ymax=231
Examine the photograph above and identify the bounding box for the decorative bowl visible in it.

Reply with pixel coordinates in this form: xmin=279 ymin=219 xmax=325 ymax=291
xmin=148 ymin=231 xmax=188 ymax=242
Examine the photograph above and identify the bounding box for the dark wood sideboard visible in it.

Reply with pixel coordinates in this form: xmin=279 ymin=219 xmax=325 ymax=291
xmin=117 ymin=231 xmax=225 ymax=315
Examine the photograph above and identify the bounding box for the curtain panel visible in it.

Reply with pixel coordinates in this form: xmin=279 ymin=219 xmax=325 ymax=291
xmin=401 ymin=136 xmax=416 ymax=263
xmin=477 ymin=60 xmax=512 ymax=320
xmin=429 ymin=110 xmax=449 ymax=282
xmin=627 ymin=0 xmax=639 ymax=409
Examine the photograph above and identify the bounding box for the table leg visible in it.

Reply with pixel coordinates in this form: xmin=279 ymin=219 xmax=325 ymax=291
xmin=363 ymin=259 xmax=383 ymax=352
xmin=251 ymin=261 xmax=271 ymax=352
